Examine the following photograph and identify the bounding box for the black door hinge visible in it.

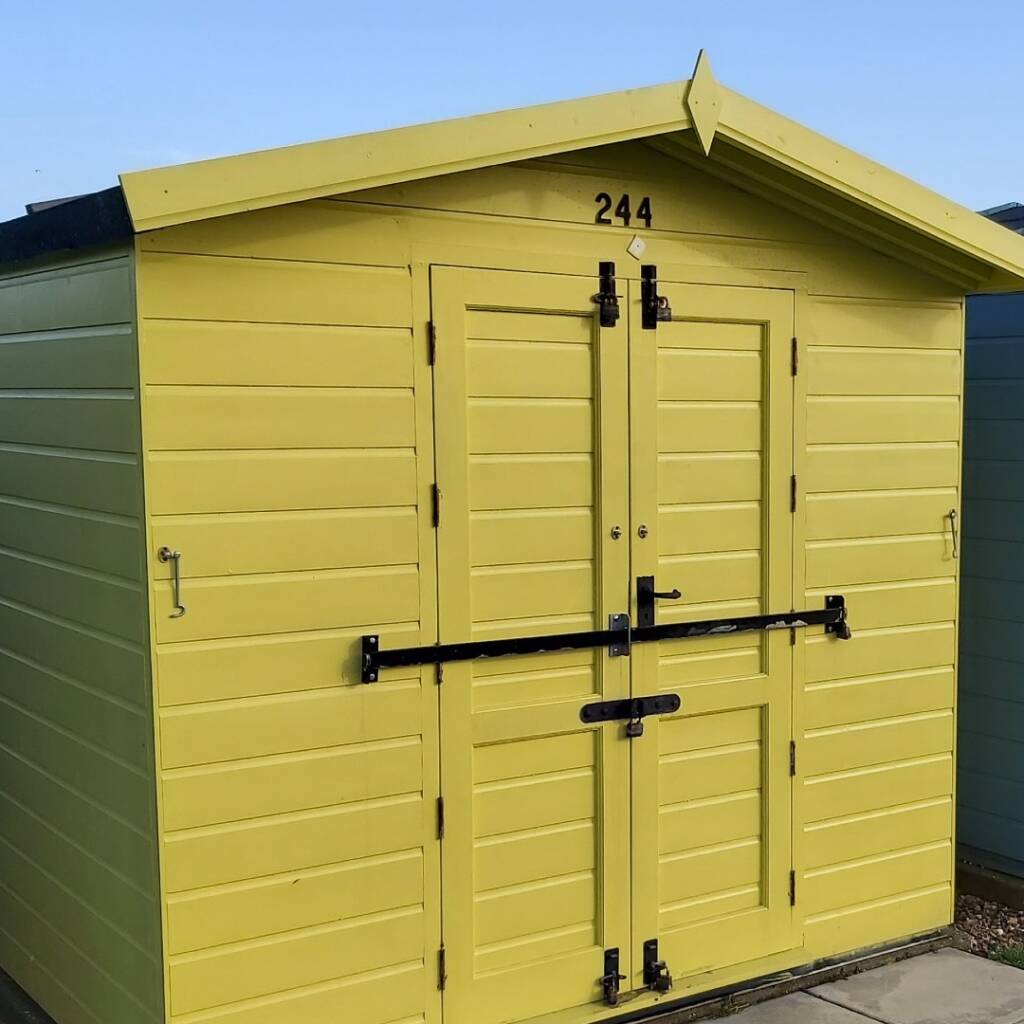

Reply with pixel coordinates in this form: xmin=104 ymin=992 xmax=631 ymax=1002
xmin=438 ymin=944 xmax=447 ymax=991
xmin=431 ymin=483 xmax=441 ymax=528
xmin=790 ymin=474 xmax=797 ymax=514
xmin=643 ymin=938 xmax=673 ymax=993
xmin=428 ymin=321 xmax=437 ymax=365
xmin=436 ymin=796 xmax=445 ymax=840
xmin=789 ymin=740 xmax=797 ymax=777
xmin=789 ymin=870 xmax=797 ymax=906
xmin=641 ymin=265 xmax=672 ymax=329
xmin=601 ymin=947 xmax=625 ymax=1006
xmin=791 ymin=336 xmax=799 ymax=376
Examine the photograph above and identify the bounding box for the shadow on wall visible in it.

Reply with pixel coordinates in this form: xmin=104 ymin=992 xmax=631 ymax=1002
xmin=0 ymin=971 xmax=55 ymax=1024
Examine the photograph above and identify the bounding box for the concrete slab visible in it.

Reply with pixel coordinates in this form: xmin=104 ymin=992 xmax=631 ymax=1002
xmin=725 ymin=991 xmax=869 ymax=1022
xmin=810 ymin=948 xmax=1024 ymax=1024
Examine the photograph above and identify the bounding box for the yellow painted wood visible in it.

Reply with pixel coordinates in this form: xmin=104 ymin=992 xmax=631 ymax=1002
xmin=630 ymin=279 xmax=798 ymax=987
xmin=433 ymin=267 xmax=630 ymax=1024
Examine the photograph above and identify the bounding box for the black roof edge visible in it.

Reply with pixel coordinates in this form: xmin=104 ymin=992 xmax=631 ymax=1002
xmin=0 ymin=186 xmax=133 ymax=267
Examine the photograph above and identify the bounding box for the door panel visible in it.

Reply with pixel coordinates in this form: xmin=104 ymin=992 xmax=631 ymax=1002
xmin=630 ymin=282 xmax=798 ymax=984
xmin=432 ymin=268 xmax=631 ymax=1024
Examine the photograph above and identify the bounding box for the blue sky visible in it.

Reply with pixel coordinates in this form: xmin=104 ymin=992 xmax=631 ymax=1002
xmin=1 ymin=1 xmax=1021 ymax=223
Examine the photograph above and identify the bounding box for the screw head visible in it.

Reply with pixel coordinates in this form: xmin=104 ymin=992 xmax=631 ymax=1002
xmin=638 ymin=524 xmax=649 ymax=539
xmin=610 ymin=525 xmax=622 ymax=540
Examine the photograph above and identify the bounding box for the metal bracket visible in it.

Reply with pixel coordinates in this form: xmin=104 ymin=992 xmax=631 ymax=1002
xmin=580 ymin=694 xmax=681 ymax=726
xmin=643 ymin=938 xmax=673 ymax=993
xmin=594 ymin=261 xmax=620 ymax=327
xmin=641 ymin=265 xmax=672 ymax=329
xmin=601 ymin=947 xmax=625 ymax=1007
xmin=361 ymin=596 xmax=850 ymax=682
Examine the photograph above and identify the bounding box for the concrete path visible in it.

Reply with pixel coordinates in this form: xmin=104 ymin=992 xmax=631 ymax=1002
xmin=729 ymin=949 xmax=1024 ymax=1024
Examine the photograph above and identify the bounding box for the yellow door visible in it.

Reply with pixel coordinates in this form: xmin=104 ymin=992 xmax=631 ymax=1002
xmin=431 ymin=267 xmax=632 ymax=1024
xmin=628 ymin=281 xmax=799 ymax=984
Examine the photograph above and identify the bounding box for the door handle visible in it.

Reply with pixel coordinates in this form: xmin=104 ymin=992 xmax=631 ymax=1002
xmin=637 ymin=575 xmax=683 ymax=628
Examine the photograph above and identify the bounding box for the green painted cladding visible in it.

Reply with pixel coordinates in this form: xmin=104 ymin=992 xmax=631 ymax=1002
xmin=0 ymin=251 xmax=164 ymax=1023
xmin=960 ymin=290 xmax=1024 ymax=876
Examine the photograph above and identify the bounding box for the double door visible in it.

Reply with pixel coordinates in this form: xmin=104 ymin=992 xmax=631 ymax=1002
xmin=431 ymin=265 xmax=797 ymax=1022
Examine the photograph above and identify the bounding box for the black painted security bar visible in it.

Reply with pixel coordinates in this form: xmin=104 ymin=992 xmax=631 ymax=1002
xmin=360 ymin=595 xmax=850 ymax=682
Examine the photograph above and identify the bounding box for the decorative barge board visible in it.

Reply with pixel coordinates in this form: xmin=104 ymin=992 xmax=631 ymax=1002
xmin=0 ymin=50 xmax=1022 ymax=1024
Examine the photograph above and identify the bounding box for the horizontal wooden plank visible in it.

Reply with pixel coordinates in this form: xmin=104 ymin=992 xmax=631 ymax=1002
xmin=660 ymin=790 xmax=760 ymax=857
xmin=659 ymin=883 xmax=761 ymax=931
xmin=151 ymin=507 xmax=418 ymax=579
xmin=140 ymin=253 xmax=412 ymax=327
xmin=966 ymin=335 xmax=1024 ymax=376
xmin=805 ymin=443 xmax=959 ymax=493
xmin=805 ymin=622 xmax=955 ymax=683
xmin=470 ymin=454 xmax=593 ymax=511
xmin=473 ymin=768 xmax=594 ymax=839
xmin=660 ymin=707 xmax=761 ymax=756
xmin=803 ymin=754 xmax=952 ymax=824
xmin=154 ymin=564 xmax=420 ymax=643
xmin=0 ymin=326 xmax=135 ymax=388
xmin=155 ymin=623 xmax=421 ymax=705
xmin=146 ymin=449 xmax=417 ymax=515
xmin=805 ymin=297 xmax=962 ymax=350
xmin=0 ymin=393 xmax=137 ymax=453
xmin=806 ymin=489 xmax=957 ymax=541
xmin=0 ymin=549 xmax=145 ymax=642
xmin=802 ymin=842 xmax=951 ymax=916
xmin=471 ymin=509 xmax=592 ymax=567
xmin=660 ymin=838 xmax=760 ymax=904
xmin=964 ymin=419 xmax=1024 ymax=461
xmin=466 ymin=308 xmax=592 ymax=344
xmin=475 ymin=731 xmax=593 ymax=784
xmin=474 ymin=871 xmax=594 ymax=947
xmin=966 ymin=380 xmax=1024 ymax=421
xmin=659 ymin=453 xmax=761 ymax=505
xmin=167 ymin=849 xmax=422 ymax=955
xmin=474 ymin=822 xmax=594 ymax=892
xmin=469 ymin=398 xmax=592 ymax=455
xmin=806 ymin=346 xmax=960 ymax=395
xmin=471 ymin=562 xmax=593 ymax=623
xmin=657 ymin=320 xmax=762 ymax=351
xmin=143 ymin=320 xmax=414 ymax=387
xmin=659 ymin=502 xmax=759 ymax=556
xmin=656 ymin=646 xmax=763 ymax=690
xmin=170 ymin=906 xmax=423 ymax=1016
xmin=660 ymin=743 xmax=760 ymax=803
xmin=0 ymin=259 xmax=131 ymax=336
xmin=659 ymin=402 xmax=760 ymax=453
xmin=804 ymin=711 xmax=954 ymax=777
xmin=803 ymin=798 xmax=952 ymax=870
xmin=159 ymin=680 xmax=422 ymax=768
xmin=658 ymin=551 xmax=760 ymax=606
xmin=0 ymin=497 xmax=140 ymax=579
xmin=806 ymin=534 xmax=951 ymax=587
xmin=961 ymin=577 xmax=1024 ymax=624
xmin=963 ymin=538 xmax=1024 ymax=584
xmin=0 ymin=600 xmax=147 ymax=706
xmin=807 ymin=397 xmax=959 ymax=444
xmin=964 ymin=500 xmax=1024 ymax=544
xmin=163 ymin=794 xmax=423 ymax=892
xmin=144 ymin=385 xmax=415 ymax=451
xmin=0 ymin=445 xmax=140 ymax=516
xmin=806 ymin=578 xmax=955 ymax=631
xmin=472 ymin=661 xmax=596 ymax=710
xmin=804 ymin=667 xmax=954 ymax=730
xmin=468 ymin=339 xmax=592 ymax=398
xmin=658 ymin=349 xmax=761 ymax=402
xmin=963 ymin=460 xmax=1024 ymax=502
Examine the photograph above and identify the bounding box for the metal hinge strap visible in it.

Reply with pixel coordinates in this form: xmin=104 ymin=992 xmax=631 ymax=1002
xmin=791 ymin=336 xmax=799 ymax=376
xmin=438 ymin=944 xmax=447 ymax=991
xmin=428 ymin=321 xmax=437 ymax=365
xmin=790 ymin=474 xmax=797 ymax=514
xmin=431 ymin=483 xmax=441 ymax=528
xmin=790 ymin=869 xmax=797 ymax=906
xmin=437 ymin=796 xmax=445 ymax=840
xmin=790 ymin=740 xmax=797 ymax=777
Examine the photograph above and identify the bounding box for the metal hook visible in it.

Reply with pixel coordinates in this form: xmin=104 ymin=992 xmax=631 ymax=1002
xmin=158 ymin=547 xmax=186 ymax=618
xmin=947 ymin=509 xmax=959 ymax=560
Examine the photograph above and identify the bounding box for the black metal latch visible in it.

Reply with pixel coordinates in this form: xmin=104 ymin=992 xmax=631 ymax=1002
xmin=637 ymin=575 xmax=682 ymax=628
xmin=601 ymin=948 xmax=626 ymax=1006
xmin=643 ymin=938 xmax=673 ymax=993
xmin=641 ymin=265 xmax=672 ymax=328
xmin=594 ymin=260 xmax=620 ymax=327
xmin=580 ymin=694 xmax=681 ymax=738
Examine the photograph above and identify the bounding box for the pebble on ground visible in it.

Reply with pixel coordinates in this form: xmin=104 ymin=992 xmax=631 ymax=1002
xmin=955 ymin=892 xmax=1024 ymax=959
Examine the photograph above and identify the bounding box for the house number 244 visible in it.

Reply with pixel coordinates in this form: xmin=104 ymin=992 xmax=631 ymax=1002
xmin=594 ymin=192 xmax=653 ymax=228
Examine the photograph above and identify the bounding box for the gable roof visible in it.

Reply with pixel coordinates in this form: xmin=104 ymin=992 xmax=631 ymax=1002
xmin=6 ymin=53 xmax=1024 ymax=290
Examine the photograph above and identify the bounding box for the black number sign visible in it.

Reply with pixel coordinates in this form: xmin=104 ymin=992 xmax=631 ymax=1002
xmin=594 ymin=192 xmax=653 ymax=228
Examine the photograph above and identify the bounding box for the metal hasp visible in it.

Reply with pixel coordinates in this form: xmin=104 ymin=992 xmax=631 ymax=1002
xmin=157 ymin=547 xmax=185 ymax=618
xmin=580 ymin=694 xmax=682 ymax=738
xmin=361 ymin=596 xmax=851 ymax=682
xmin=643 ymin=938 xmax=673 ymax=993
xmin=637 ymin=574 xmax=683 ymax=628
xmin=641 ymin=264 xmax=672 ymax=328
xmin=594 ymin=261 xmax=620 ymax=327
xmin=600 ymin=948 xmax=625 ymax=1007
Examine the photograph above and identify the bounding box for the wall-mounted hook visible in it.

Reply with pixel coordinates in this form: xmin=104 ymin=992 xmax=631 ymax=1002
xmin=947 ymin=509 xmax=959 ymax=560
xmin=158 ymin=547 xmax=186 ymax=618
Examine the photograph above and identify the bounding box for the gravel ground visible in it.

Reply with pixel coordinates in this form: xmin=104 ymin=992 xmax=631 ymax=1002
xmin=955 ymin=892 xmax=1024 ymax=961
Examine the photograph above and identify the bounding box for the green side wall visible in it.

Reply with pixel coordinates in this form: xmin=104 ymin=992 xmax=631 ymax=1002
xmin=0 ymin=248 xmax=164 ymax=1023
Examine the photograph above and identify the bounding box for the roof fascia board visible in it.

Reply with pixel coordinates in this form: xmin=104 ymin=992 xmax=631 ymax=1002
xmin=714 ymin=85 xmax=1024 ymax=282
xmin=121 ymin=80 xmax=692 ymax=232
